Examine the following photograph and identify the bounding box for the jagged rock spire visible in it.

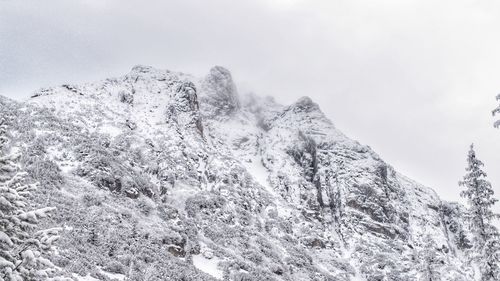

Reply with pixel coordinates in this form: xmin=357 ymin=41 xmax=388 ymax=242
xmin=200 ymin=66 xmax=240 ymax=117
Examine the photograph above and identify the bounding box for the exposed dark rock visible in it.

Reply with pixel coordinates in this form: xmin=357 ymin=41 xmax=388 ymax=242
xmin=167 ymin=246 xmax=186 ymax=257
xmin=119 ymin=90 xmax=134 ymax=104
xmin=124 ymin=188 xmax=140 ymax=199
xmin=125 ymin=119 xmax=137 ymax=130
xmin=171 ymin=81 xmax=204 ymax=137
xmin=291 ymin=97 xmax=320 ymax=113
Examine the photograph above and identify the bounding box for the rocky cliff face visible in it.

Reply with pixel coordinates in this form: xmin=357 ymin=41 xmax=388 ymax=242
xmin=0 ymin=66 xmax=476 ymax=280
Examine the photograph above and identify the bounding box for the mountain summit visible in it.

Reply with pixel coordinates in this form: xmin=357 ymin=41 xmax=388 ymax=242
xmin=0 ymin=66 xmax=476 ymax=280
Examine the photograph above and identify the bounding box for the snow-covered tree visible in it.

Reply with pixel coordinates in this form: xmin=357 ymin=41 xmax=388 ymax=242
xmin=0 ymin=119 xmax=7 ymax=151
xmin=492 ymin=94 xmax=500 ymax=128
xmin=459 ymin=144 xmax=500 ymax=280
xmin=416 ymin=234 xmax=443 ymax=281
xmin=459 ymin=144 xmax=498 ymax=241
xmin=481 ymin=233 xmax=500 ymax=281
xmin=0 ymin=117 xmax=60 ymax=280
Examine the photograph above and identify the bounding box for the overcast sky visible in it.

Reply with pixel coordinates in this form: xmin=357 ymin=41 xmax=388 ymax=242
xmin=1 ymin=0 xmax=500 ymax=207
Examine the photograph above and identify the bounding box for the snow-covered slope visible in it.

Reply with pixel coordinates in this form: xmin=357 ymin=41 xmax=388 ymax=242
xmin=0 ymin=65 xmax=476 ymax=280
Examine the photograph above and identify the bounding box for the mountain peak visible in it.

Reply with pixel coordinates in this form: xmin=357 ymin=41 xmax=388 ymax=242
xmin=290 ymin=96 xmax=321 ymax=113
xmin=130 ymin=64 xmax=154 ymax=74
xmin=200 ymin=66 xmax=240 ymax=117
xmin=209 ymin=65 xmax=231 ymax=77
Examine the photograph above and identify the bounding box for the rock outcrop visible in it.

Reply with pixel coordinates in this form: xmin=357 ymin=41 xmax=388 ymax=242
xmin=0 ymin=65 xmax=477 ymax=281
xmin=200 ymin=66 xmax=240 ymax=117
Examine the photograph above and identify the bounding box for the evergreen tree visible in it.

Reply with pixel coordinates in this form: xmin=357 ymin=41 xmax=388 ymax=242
xmin=459 ymin=144 xmax=500 ymax=280
xmin=0 ymin=117 xmax=60 ymax=280
xmin=459 ymin=144 xmax=498 ymax=241
xmin=493 ymin=94 xmax=500 ymax=128
xmin=416 ymin=234 xmax=442 ymax=281
xmin=481 ymin=233 xmax=500 ymax=281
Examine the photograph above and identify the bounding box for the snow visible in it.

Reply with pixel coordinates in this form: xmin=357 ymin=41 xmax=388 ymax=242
xmin=99 ymin=123 xmax=123 ymax=138
xmin=0 ymin=231 xmax=13 ymax=246
xmin=99 ymin=268 xmax=126 ymax=281
xmin=6 ymin=64 xmax=484 ymax=280
xmin=192 ymin=254 xmax=223 ymax=280
xmin=242 ymin=155 xmax=271 ymax=191
xmin=72 ymin=273 xmax=100 ymax=281
xmin=350 ymin=275 xmax=367 ymax=281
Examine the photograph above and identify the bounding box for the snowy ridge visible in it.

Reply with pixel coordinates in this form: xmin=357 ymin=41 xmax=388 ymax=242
xmin=0 ymin=65 xmax=477 ymax=280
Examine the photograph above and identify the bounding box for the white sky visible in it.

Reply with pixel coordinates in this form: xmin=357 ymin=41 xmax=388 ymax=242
xmin=1 ymin=0 xmax=500 ymax=208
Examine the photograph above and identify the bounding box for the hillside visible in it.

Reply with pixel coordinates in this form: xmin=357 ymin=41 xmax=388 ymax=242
xmin=0 ymin=65 xmax=477 ymax=280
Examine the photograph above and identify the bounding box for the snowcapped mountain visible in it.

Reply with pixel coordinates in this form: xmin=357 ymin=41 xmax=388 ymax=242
xmin=0 ymin=65 xmax=477 ymax=280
